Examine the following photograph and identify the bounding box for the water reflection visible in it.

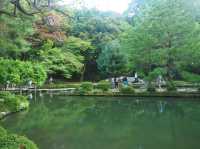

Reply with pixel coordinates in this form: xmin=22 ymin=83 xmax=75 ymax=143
xmin=2 ymin=95 xmax=200 ymax=149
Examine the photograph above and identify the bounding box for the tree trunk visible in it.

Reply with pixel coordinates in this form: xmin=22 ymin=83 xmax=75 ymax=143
xmin=166 ymin=32 xmax=173 ymax=81
xmin=148 ymin=48 xmax=152 ymax=74
xmin=80 ymin=65 xmax=86 ymax=82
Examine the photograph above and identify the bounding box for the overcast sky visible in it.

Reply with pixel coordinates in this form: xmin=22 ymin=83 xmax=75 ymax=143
xmin=60 ymin=0 xmax=132 ymax=13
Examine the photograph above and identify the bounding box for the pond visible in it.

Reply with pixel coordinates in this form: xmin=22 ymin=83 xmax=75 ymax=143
xmin=1 ymin=93 xmax=200 ymax=149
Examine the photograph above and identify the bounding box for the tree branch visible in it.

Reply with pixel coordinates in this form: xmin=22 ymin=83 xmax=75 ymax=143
xmin=1 ymin=0 xmax=61 ymax=17
xmin=0 ymin=10 xmax=15 ymax=17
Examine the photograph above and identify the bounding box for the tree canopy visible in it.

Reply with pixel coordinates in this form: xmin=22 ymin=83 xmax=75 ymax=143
xmin=121 ymin=0 xmax=200 ymax=81
xmin=0 ymin=0 xmax=200 ymax=84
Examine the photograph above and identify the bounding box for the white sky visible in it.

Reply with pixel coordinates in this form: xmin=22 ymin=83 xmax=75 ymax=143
xmin=60 ymin=0 xmax=132 ymax=13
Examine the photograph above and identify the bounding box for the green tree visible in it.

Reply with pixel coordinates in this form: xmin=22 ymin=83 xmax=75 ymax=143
xmin=71 ymin=9 xmax=131 ymax=80
xmin=0 ymin=59 xmax=47 ymax=86
xmin=121 ymin=0 xmax=200 ymax=81
xmin=97 ymin=40 xmax=128 ymax=78
xmin=0 ymin=14 xmax=35 ymax=59
xmin=39 ymin=40 xmax=83 ymax=79
xmin=62 ymin=36 xmax=94 ymax=80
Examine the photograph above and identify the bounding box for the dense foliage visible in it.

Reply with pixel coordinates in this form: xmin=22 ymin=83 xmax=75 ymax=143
xmin=0 ymin=59 xmax=47 ymax=86
xmin=79 ymin=82 xmax=94 ymax=94
xmin=0 ymin=126 xmax=38 ymax=149
xmin=121 ymin=0 xmax=200 ymax=82
xmin=38 ymin=40 xmax=83 ymax=79
xmin=96 ymin=81 xmax=111 ymax=92
xmin=0 ymin=0 xmax=200 ymax=84
xmin=0 ymin=92 xmax=29 ymax=113
xmin=97 ymin=40 xmax=129 ymax=78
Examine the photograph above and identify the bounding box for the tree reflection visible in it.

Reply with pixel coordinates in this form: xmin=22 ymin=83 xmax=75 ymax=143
xmin=2 ymin=95 xmax=200 ymax=149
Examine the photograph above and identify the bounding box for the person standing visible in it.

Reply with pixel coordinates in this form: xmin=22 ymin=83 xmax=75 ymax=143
xmin=135 ymin=72 xmax=138 ymax=82
xmin=125 ymin=77 xmax=128 ymax=86
xmin=6 ymin=80 xmax=10 ymax=90
xmin=157 ymin=75 xmax=162 ymax=89
xmin=114 ymin=77 xmax=118 ymax=88
xmin=123 ymin=77 xmax=128 ymax=86
xmin=111 ymin=78 xmax=115 ymax=89
xmin=49 ymin=77 xmax=53 ymax=84
xmin=28 ymin=80 xmax=32 ymax=88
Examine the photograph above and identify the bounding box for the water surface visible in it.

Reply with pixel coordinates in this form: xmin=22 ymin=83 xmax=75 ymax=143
xmin=1 ymin=94 xmax=200 ymax=149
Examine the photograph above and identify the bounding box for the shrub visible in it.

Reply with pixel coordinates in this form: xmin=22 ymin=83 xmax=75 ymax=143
xmin=166 ymin=81 xmax=176 ymax=91
xmin=120 ymin=86 xmax=135 ymax=94
xmin=0 ymin=92 xmax=29 ymax=112
xmin=0 ymin=126 xmax=38 ymax=149
xmin=148 ymin=68 xmax=167 ymax=82
xmin=96 ymin=81 xmax=111 ymax=92
xmin=79 ymin=82 xmax=93 ymax=94
xmin=147 ymin=83 xmax=156 ymax=92
xmin=0 ymin=59 xmax=47 ymax=86
xmin=181 ymin=71 xmax=200 ymax=83
xmin=0 ymin=127 xmax=7 ymax=137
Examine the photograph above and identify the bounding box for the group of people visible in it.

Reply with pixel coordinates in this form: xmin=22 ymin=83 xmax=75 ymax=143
xmin=111 ymin=76 xmax=138 ymax=89
xmin=109 ymin=72 xmax=147 ymax=89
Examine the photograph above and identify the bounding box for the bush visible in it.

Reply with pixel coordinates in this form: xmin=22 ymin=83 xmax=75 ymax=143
xmin=147 ymin=83 xmax=156 ymax=92
xmin=166 ymin=81 xmax=176 ymax=91
xmin=0 ymin=59 xmax=47 ymax=86
xmin=0 ymin=92 xmax=29 ymax=112
xmin=96 ymin=81 xmax=111 ymax=92
xmin=181 ymin=71 xmax=200 ymax=83
xmin=0 ymin=126 xmax=38 ymax=149
xmin=0 ymin=127 xmax=7 ymax=137
xmin=120 ymin=86 xmax=135 ymax=94
xmin=79 ymin=82 xmax=93 ymax=94
xmin=148 ymin=68 xmax=167 ymax=82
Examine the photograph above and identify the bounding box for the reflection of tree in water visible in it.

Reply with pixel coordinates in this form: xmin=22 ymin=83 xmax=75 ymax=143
xmin=3 ymin=96 xmax=200 ymax=149
xmin=8 ymin=97 xmax=200 ymax=130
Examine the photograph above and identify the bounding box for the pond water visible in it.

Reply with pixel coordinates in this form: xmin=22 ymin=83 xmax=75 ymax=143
xmin=1 ymin=94 xmax=200 ymax=149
